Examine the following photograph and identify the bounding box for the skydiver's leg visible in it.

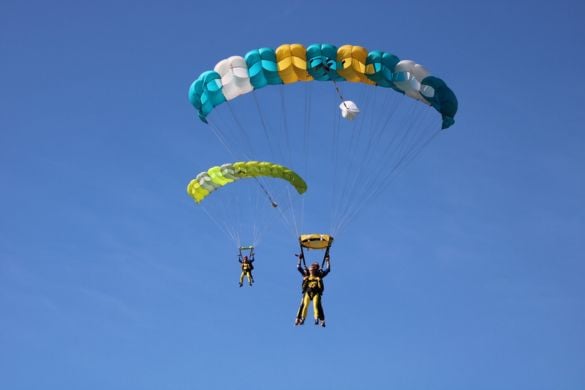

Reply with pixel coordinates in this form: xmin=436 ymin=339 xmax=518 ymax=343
xmin=295 ymin=296 xmax=305 ymax=325
xmin=315 ymin=294 xmax=325 ymax=322
xmin=295 ymin=293 xmax=310 ymax=325
xmin=302 ymin=293 xmax=312 ymax=320
xmin=239 ymin=272 xmax=245 ymax=287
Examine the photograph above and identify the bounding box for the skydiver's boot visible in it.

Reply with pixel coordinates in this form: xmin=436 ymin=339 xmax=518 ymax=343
xmin=239 ymin=282 xmax=243 ymax=287
xmin=314 ymin=318 xmax=319 ymax=325
xmin=295 ymin=317 xmax=304 ymax=326
xmin=320 ymin=320 xmax=326 ymax=328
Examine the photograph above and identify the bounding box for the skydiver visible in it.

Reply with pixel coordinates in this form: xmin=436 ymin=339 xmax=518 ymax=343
xmin=239 ymin=255 xmax=255 ymax=287
xmin=294 ymin=254 xmax=330 ymax=327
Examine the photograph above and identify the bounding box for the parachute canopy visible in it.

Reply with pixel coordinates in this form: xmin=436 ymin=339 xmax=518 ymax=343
xmin=189 ymin=43 xmax=458 ymax=129
xmin=300 ymin=234 xmax=334 ymax=250
xmin=187 ymin=161 xmax=307 ymax=204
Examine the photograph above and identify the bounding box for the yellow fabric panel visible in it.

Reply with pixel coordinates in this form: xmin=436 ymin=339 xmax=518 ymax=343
xmin=276 ymin=44 xmax=313 ymax=84
xmin=299 ymin=234 xmax=334 ymax=249
xmin=187 ymin=179 xmax=209 ymax=203
xmin=337 ymin=45 xmax=375 ymax=85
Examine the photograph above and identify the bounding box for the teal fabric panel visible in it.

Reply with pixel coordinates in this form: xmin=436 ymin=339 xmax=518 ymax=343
xmin=188 ymin=70 xmax=226 ymax=122
xmin=421 ymin=76 xmax=458 ymax=129
xmin=366 ymin=50 xmax=402 ymax=92
xmin=306 ymin=43 xmax=344 ymax=81
xmin=245 ymin=48 xmax=282 ymax=89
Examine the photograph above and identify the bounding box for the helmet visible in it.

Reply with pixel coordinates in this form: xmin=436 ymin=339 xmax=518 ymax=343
xmin=310 ymin=262 xmax=320 ymax=270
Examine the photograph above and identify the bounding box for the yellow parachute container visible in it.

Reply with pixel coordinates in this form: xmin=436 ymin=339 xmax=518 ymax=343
xmin=299 ymin=234 xmax=334 ymax=250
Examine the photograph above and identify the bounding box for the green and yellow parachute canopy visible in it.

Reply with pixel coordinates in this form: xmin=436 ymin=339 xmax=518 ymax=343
xmin=187 ymin=161 xmax=307 ymax=204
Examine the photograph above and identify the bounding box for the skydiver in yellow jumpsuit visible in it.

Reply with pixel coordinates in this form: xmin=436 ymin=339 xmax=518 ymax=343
xmin=239 ymin=255 xmax=254 ymax=287
xmin=294 ymin=254 xmax=330 ymax=327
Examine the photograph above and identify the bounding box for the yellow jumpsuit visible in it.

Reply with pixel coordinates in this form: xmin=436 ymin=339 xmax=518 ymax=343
xmin=239 ymin=260 xmax=254 ymax=286
xmin=295 ymin=264 xmax=330 ymax=325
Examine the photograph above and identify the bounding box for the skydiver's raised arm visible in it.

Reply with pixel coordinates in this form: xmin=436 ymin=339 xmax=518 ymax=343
xmin=296 ymin=254 xmax=306 ymax=276
xmin=321 ymin=256 xmax=331 ymax=277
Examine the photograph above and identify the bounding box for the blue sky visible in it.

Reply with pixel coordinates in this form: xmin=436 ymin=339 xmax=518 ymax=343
xmin=1 ymin=0 xmax=584 ymax=389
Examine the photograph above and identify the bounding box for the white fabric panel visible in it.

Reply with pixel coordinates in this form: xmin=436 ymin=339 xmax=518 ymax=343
xmin=339 ymin=100 xmax=360 ymax=120
xmin=214 ymin=56 xmax=254 ymax=101
xmin=420 ymin=84 xmax=436 ymax=99
xmin=196 ymin=173 xmax=218 ymax=192
xmin=220 ymin=164 xmax=238 ymax=180
xmin=393 ymin=60 xmax=430 ymax=103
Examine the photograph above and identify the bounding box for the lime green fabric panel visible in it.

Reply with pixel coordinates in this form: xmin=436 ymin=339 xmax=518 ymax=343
xmin=208 ymin=166 xmax=233 ymax=186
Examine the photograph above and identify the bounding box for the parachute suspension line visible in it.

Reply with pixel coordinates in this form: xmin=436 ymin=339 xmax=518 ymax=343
xmin=330 ymin=87 xmax=362 ymax=229
xmin=278 ymin=85 xmax=292 ymax=167
xmin=332 ymin=80 xmax=349 ymax=109
xmin=250 ymin=191 xmax=265 ymax=248
xmin=332 ymin=96 xmax=427 ymax=235
xmin=330 ymin=89 xmax=382 ymax=235
xmin=252 ymin=91 xmax=281 ymax=162
xmin=300 ymin=83 xmax=312 ymax=219
xmin=335 ymin=118 xmax=442 ymax=235
xmin=287 ymin=186 xmax=301 ymax=238
xmin=329 ymin=109 xmax=342 ymax=233
xmin=297 ymin=82 xmax=312 ymax=234
xmin=360 ymin=88 xmax=392 ymax=160
xmin=271 ymin=186 xmax=299 ymax=239
xmin=208 ymin=119 xmax=239 ymax=160
xmin=331 ymin=86 xmax=376 ymax=233
xmin=270 ymin=86 xmax=297 ymax=235
xmin=390 ymin=103 xmax=426 ymax=165
xmin=225 ymin=101 xmax=257 ymax=160
xmin=303 ymin=83 xmax=312 ymax=176
xmin=336 ymin=103 xmax=425 ymax=232
xmin=336 ymin=128 xmax=441 ymax=235
xmin=252 ymin=176 xmax=279 ymax=208
xmin=235 ymin=231 xmax=241 ymax=250
xmin=332 ymin=89 xmax=375 ymax=236
xmin=201 ymin=205 xmax=239 ymax=247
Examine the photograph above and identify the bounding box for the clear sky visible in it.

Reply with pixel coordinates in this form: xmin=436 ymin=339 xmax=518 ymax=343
xmin=1 ymin=0 xmax=584 ymax=389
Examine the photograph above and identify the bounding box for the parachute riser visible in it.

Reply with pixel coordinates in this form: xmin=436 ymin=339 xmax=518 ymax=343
xmin=239 ymin=245 xmax=255 ymax=260
xmin=322 ymin=244 xmax=331 ymax=269
xmin=297 ymin=238 xmax=332 ymax=270
xmin=298 ymin=245 xmax=307 ymax=269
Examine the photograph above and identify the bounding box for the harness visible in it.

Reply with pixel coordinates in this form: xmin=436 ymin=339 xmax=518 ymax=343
xmin=238 ymin=245 xmax=255 ymax=273
xmin=302 ymin=274 xmax=324 ymax=296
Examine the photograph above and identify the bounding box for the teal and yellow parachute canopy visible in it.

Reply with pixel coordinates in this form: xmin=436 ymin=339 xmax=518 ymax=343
xmin=188 ymin=43 xmax=457 ymax=129
xmin=187 ymin=161 xmax=307 ymax=204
